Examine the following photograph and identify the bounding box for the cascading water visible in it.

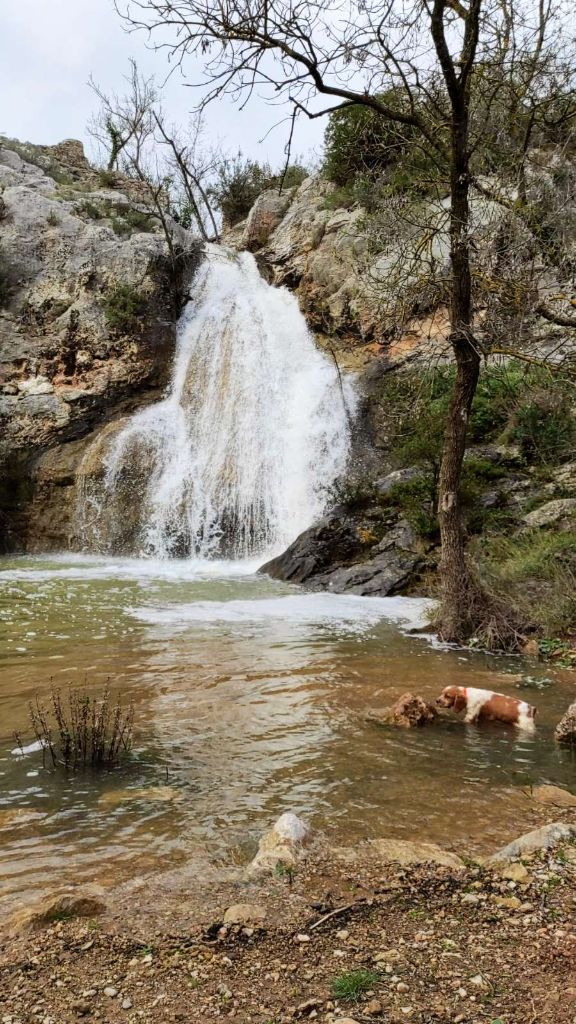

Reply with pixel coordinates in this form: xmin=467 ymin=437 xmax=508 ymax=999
xmin=78 ymin=247 xmax=354 ymax=560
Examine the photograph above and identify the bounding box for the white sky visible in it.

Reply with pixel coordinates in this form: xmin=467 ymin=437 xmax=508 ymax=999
xmin=0 ymin=0 xmax=323 ymax=167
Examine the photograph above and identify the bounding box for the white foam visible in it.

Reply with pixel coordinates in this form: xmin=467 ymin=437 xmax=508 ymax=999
xmin=128 ymin=593 xmax=435 ymax=632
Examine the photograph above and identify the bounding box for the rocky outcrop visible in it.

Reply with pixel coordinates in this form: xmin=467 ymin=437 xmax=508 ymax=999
xmin=0 ymin=138 xmax=201 ymax=550
xmin=259 ymin=515 xmax=425 ymax=597
xmin=486 ymin=822 xmax=576 ymax=865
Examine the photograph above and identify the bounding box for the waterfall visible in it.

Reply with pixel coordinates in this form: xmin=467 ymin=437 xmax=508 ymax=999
xmin=79 ymin=247 xmax=354 ymax=560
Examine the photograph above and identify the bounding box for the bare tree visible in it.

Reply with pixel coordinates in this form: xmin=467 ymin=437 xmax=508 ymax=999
xmin=88 ymin=62 xmax=220 ymax=241
xmin=88 ymin=59 xmax=157 ymax=171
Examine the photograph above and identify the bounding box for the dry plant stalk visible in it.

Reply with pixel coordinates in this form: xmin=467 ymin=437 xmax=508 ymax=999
xmin=27 ymin=685 xmax=134 ymax=772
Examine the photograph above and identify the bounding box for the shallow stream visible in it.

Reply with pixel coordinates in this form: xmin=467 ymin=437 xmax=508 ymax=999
xmin=1 ymin=554 xmax=575 ymax=916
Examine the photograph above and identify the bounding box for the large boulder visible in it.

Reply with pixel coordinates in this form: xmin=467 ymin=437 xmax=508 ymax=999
xmin=522 ymin=498 xmax=576 ymax=528
xmin=259 ymin=513 xmax=422 ymax=597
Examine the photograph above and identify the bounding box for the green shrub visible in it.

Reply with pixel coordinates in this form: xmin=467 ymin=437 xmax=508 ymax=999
xmin=47 ymin=210 xmax=60 ymax=226
xmin=512 ymin=396 xmax=575 ymax=465
xmin=102 ymin=283 xmax=147 ymax=334
xmin=387 ymin=476 xmax=438 ymax=539
xmin=98 ymin=169 xmax=117 ymax=188
xmin=80 ymin=200 xmax=104 ymax=221
xmin=210 ymin=155 xmax=308 ymax=226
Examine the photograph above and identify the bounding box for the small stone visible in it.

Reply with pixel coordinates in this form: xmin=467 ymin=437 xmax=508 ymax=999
xmin=296 ymin=933 xmax=310 ymax=942
xmin=494 ymin=896 xmax=522 ymax=910
xmin=121 ymin=999 xmax=132 ymax=1010
xmin=499 ymin=862 xmax=530 ymax=883
xmin=461 ymin=893 xmax=479 ymax=905
xmin=223 ymin=903 xmax=266 ymax=927
xmin=365 ymin=998 xmax=383 ymax=1014
xmin=336 ymin=929 xmax=349 ymax=940
xmin=396 ymin=983 xmax=409 ymax=993
xmin=103 ymin=987 xmax=118 ymax=997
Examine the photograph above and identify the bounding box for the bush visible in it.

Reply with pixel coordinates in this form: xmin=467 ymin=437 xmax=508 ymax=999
xmin=331 ymin=969 xmax=380 ymax=1002
xmin=210 ymin=155 xmax=308 ymax=226
xmin=98 ymin=169 xmax=118 ymax=188
xmin=322 ymin=95 xmax=438 ymax=198
xmin=102 ymin=283 xmax=147 ymax=334
xmin=21 ymin=685 xmax=134 ymax=772
xmin=46 ymin=210 xmax=60 ymax=226
xmin=112 ymin=208 xmax=156 ymax=236
xmin=511 ymin=395 xmax=575 ymax=465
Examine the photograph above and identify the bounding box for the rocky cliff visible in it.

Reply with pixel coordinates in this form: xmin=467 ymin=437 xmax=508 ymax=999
xmin=0 ymin=138 xmax=199 ymax=551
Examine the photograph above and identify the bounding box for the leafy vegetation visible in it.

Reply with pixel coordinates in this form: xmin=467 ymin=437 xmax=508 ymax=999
xmin=210 ymin=154 xmax=308 ymax=226
xmin=102 ymin=282 xmax=147 ymax=334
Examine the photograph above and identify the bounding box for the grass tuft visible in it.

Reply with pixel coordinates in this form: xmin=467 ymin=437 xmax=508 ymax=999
xmin=331 ymin=968 xmax=380 ymax=1002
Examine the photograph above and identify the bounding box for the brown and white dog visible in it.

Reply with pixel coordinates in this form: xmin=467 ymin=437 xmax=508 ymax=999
xmin=437 ymin=685 xmax=536 ymax=732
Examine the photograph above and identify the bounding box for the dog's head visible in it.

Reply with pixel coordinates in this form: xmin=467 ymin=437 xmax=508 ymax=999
xmin=436 ymin=685 xmax=467 ymax=712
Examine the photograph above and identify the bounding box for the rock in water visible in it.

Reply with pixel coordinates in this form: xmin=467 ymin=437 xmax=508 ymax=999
xmin=6 ymin=890 xmax=106 ymax=934
xmin=555 ymin=701 xmax=576 ymax=744
xmin=248 ymin=812 xmax=310 ymax=876
xmin=366 ymin=692 xmax=437 ymax=728
xmin=531 ymin=784 xmax=576 ymax=808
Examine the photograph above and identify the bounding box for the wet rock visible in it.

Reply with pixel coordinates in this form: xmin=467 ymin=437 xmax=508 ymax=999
xmin=367 ymin=838 xmax=464 ymax=870
xmin=248 ymin=812 xmax=309 ymax=876
xmin=258 ymin=514 xmax=365 ymax=584
xmin=555 ymin=701 xmax=576 ymax=744
xmin=366 ymin=692 xmax=437 ymax=729
xmin=0 ymin=808 xmax=46 ymax=827
xmin=531 ymin=784 xmax=576 ymax=807
xmin=522 ymin=498 xmax=576 ymax=528
xmin=97 ymin=786 xmax=182 ymax=808
xmin=313 ymin=549 xmax=420 ymax=597
xmin=486 ymin=822 xmax=576 ymax=865
xmin=223 ymin=904 xmax=267 ymax=927
xmin=6 ymin=889 xmax=106 ymax=934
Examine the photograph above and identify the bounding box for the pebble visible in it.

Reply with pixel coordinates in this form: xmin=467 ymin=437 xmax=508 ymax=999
xmin=365 ymin=998 xmax=383 ymax=1013
xmin=336 ymin=929 xmax=349 ymax=940
xmin=296 ymin=933 xmax=310 ymax=943
xmin=121 ymin=999 xmax=133 ymax=1010
xmin=461 ymin=893 xmax=479 ymax=905
xmin=103 ymin=987 xmax=118 ymax=997
xmin=397 ymin=982 xmax=409 ymax=993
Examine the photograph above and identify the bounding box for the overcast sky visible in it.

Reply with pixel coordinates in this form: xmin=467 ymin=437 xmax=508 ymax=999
xmin=0 ymin=0 xmax=322 ymax=167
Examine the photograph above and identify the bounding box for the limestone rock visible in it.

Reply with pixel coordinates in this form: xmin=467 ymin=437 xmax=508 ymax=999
xmin=522 ymin=498 xmax=576 ymax=528
xmin=531 ymin=784 xmax=576 ymax=808
xmin=6 ymin=889 xmax=106 ymax=934
xmin=0 ymin=137 xmax=201 ymax=552
xmin=259 ymin=515 xmax=365 ymax=584
xmin=248 ymin=812 xmax=309 ymax=876
xmin=223 ymin=903 xmax=267 ymax=927
xmin=374 ymin=466 xmax=424 ymax=495
xmin=486 ymin=822 xmax=576 ymax=865
xmin=367 ymin=838 xmax=464 ymax=870
xmin=242 ymin=189 xmax=294 ymax=251
xmin=366 ymin=692 xmax=437 ymax=729
xmin=555 ymin=701 xmax=576 ymax=744
xmin=312 ymin=550 xmax=420 ymax=597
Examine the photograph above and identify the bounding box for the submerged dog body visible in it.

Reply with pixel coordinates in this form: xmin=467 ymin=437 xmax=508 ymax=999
xmin=437 ymin=685 xmax=536 ymax=732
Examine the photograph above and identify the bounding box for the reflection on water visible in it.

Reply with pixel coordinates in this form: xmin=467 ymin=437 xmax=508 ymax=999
xmin=1 ymin=554 xmax=575 ymax=914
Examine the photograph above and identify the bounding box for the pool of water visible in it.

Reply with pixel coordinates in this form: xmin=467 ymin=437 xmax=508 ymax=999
xmin=1 ymin=553 xmax=575 ymax=916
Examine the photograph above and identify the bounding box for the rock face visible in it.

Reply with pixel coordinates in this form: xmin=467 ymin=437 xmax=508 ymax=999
xmin=0 ymin=137 xmax=200 ymax=551
xmin=522 ymin=498 xmax=576 ymax=528
xmin=259 ymin=514 xmax=424 ymax=597
xmin=555 ymin=701 xmax=576 ymax=744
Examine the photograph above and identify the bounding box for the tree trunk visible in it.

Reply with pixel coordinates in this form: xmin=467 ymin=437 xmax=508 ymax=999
xmin=437 ymin=117 xmax=483 ymax=643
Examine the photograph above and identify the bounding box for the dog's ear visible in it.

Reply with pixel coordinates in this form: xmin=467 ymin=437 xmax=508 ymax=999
xmin=453 ymin=692 xmax=467 ymax=713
